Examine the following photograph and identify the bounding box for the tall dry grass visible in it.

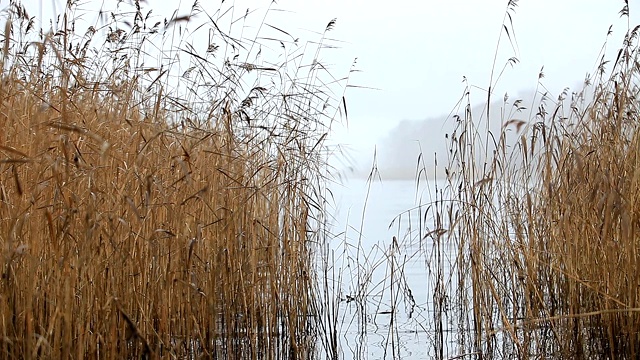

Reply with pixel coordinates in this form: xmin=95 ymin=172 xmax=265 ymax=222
xmin=0 ymin=1 xmax=348 ymax=358
xmin=434 ymin=1 xmax=640 ymax=358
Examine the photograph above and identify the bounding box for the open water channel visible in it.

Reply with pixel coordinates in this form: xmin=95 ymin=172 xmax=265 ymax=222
xmin=322 ymin=178 xmax=471 ymax=359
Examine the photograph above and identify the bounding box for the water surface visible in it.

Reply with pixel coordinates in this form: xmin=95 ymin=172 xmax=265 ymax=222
xmin=322 ymin=178 xmax=467 ymax=359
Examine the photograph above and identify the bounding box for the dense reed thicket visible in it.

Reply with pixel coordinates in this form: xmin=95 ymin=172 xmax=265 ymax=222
xmin=436 ymin=2 xmax=640 ymax=358
xmin=0 ymin=0 xmax=347 ymax=358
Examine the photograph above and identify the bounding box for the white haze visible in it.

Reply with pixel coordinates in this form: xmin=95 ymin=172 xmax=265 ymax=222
xmin=369 ymin=81 xmax=597 ymax=181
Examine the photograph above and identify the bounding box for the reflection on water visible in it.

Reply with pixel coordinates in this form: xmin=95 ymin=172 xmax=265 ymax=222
xmin=320 ymin=178 xmax=470 ymax=359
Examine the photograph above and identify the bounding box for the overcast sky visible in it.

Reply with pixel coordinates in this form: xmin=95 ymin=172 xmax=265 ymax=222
xmin=22 ymin=0 xmax=640 ymax=178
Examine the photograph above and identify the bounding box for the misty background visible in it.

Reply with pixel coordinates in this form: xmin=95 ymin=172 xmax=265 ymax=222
xmin=369 ymin=82 xmax=595 ymax=180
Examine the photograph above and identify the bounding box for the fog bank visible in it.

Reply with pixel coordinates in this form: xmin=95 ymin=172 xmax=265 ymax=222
xmin=354 ymin=83 xmax=592 ymax=181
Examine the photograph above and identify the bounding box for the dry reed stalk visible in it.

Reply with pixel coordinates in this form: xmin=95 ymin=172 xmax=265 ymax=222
xmin=432 ymin=2 xmax=640 ymax=358
xmin=0 ymin=0 xmax=349 ymax=358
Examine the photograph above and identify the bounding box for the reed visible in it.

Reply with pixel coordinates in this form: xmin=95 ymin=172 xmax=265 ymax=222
xmin=435 ymin=1 xmax=640 ymax=358
xmin=0 ymin=1 xmax=347 ymax=358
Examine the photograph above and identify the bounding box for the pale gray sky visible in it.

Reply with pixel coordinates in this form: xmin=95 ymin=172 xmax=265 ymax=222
xmin=22 ymin=0 xmax=640 ymax=178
